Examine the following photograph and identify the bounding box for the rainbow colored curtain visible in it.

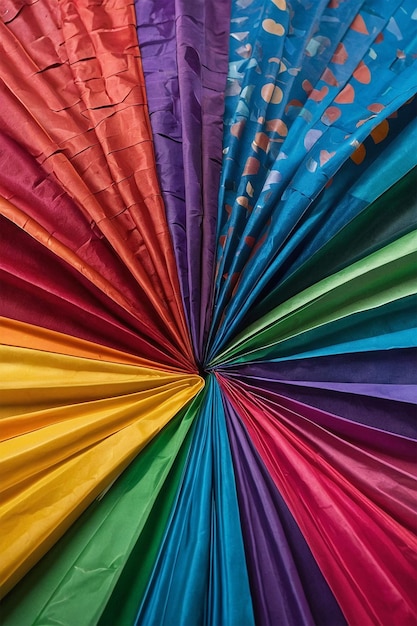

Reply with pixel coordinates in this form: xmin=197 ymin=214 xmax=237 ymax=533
xmin=1 ymin=0 xmax=416 ymax=624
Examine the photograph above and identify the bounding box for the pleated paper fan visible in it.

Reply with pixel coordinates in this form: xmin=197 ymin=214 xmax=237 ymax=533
xmin=1 ymin=0 xmax=416 ymax=625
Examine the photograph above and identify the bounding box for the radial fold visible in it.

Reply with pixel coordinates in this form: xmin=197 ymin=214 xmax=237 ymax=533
xmin=221 ymin=376 xmax=417 ymax=626
xmin=0 ymin=347 xmax=203 ymax=597
xmin=207 ymin=0 xmax=417 ymax=360
xmin=134 ymin=375 xmax=254 ymax=626
xmin=223 ymin=391 xmax=347 ymax=626
xmin=252 ymin=163 xmax=417 ymax=320
xmin=223 ymin=350 xmax=417 ymax=440
xmin=210 ymin=230 xmax=417 ymax=366
xmin=0 ymin=317 xmax=177 ymax=370
xmin=0 ymin=211 xmax=191 ymax=371
xmin=135 ymin=0 xmax=231 ymax=361
xmin=0 ymin=0 xmax=194 ymax=366
xmin=1 ymin=393 xmax=204 ymax=626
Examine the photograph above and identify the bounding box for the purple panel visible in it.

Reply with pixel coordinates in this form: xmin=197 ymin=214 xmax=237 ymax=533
xmin=223 ymin=350 xmax=417 ymax=439
xmin=222 ymin=350 xmax=417 ymax=385
xmin=223 ymin=393 xmax=347 ymax=626
xmin=135 ymin=0 xmax=230 ymax=363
